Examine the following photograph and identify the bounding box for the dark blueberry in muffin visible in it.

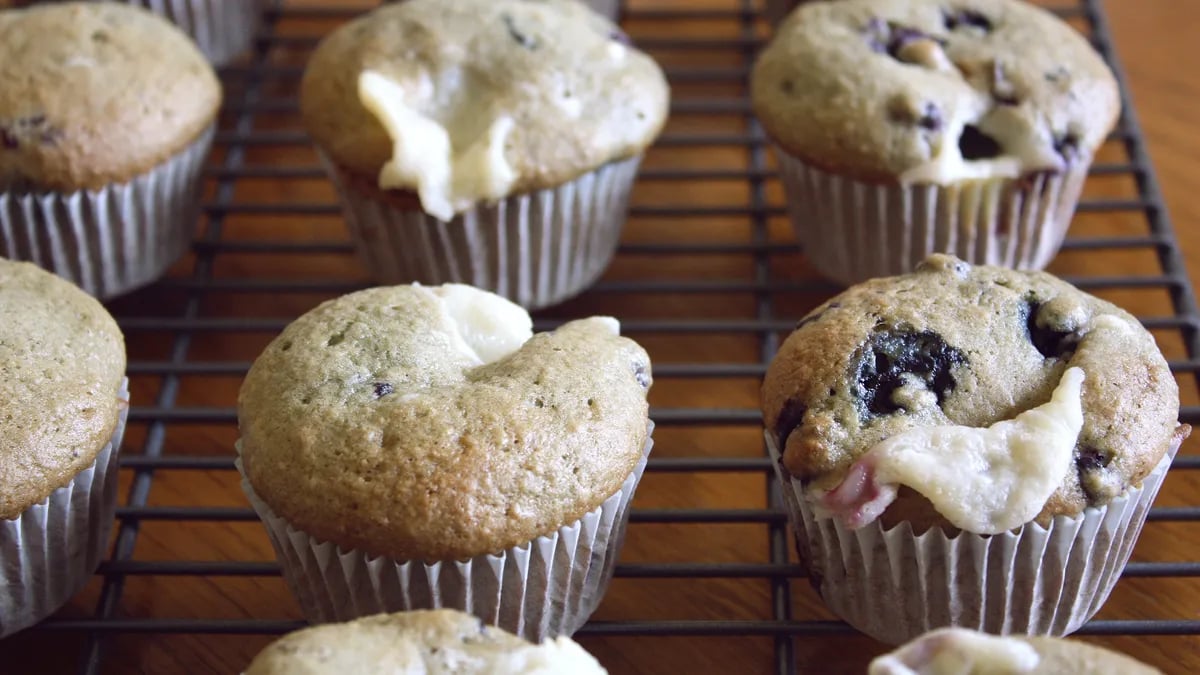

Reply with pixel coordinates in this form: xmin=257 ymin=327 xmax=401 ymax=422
xmin=1054 ymin=133 xmax=1081 ymax=164
xmin=501 ymin=14 xmax=538 ymax=50
xmin=775 ymin=397 xmax=809 ymax=446
xmin=1023 ymin=300 xmax=1079 ymax=360
xmin=853 ymin=329 xmax=966 ymax=418
xmin=943 ymin=8 xmax=993 ymax=33
xmin=959 ymin=124 xmax=1003 ymax=160
xmin=917 ymin=103 xmax=943 ymax=131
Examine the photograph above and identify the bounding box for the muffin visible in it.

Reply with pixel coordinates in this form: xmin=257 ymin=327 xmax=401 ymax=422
xmin=752 ymin=0 xmax=1119 ymax=285
xmin=237 ymin=283 xmax=653 ymax=640
xmin=870 ymin=627 xmax=1162 ymax=674
xmin=244 ymin=609 xmax=607 ymax=674
xmin=0 ymin=259 xmax=127 ymax=637
xmin=0 ymin=2 xmax=220 ymax=299
xmin=300 ymin=0 xmax=669 ymax=309
xmin=761 ymin=255 xmax=1188 ymax=644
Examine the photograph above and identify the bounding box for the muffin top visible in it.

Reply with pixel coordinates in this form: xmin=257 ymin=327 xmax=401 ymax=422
xmin=300 ymin=0 xmax=669 ymax=220
xmin=0 ymin=2 xmax=220 ymax=191
xmin=238 ymin=283 xmax=652 ymax=560
xmin=751 ymin=0 xmax=1119 ymax=183
xmin=870 ymin=627 xmax=1162 ymax=675
xmin=0 ymin=259 xmax=126 ymax=519
xmin=761 ymin=255 xmax=1186 ymax=534
xmin=243 ymin=609 xmax=607 ymax=674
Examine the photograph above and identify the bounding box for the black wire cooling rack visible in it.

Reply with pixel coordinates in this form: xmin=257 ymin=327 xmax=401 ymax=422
xmin=4 ymin=1 xmax=1198 ymax=674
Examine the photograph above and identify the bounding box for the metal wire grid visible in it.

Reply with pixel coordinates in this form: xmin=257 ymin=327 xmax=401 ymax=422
xmin=9 ymin=1 xmax=1198 ymax=673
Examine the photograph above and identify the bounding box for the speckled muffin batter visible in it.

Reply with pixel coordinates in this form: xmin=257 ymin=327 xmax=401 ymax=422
xmin=238 ymin=284 xmax=652 ymax=561
xmin=244 ymin=609 xmax=607 ymax=674
xmin=301 ymin=0 xmax=668 ymax=217
xmin=0 ymin=2 xmax=220 ymax=191
xmin=0 ymin=259 xmax=126 ymax=519
xmin=871 ymin=627 xmax=1162 ymax=675
xmin=752 ymin=0 xmax=1118 ymax=183
xmin=762 ymin=255 xmax=1187 ymax=531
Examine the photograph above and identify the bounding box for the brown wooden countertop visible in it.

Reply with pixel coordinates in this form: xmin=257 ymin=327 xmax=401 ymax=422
xmin=2 ymin=1 xmax=1199 ymax=673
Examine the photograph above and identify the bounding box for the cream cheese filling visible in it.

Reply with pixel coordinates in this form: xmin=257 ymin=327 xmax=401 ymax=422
xmin=900 ymin=96 xmax=1063 ymax=185
xmin=422 ymin=284 xmax=533 ymax=365
xmin=358 ymin=70 xmax=518 ymax=221
xmin=816 ymin=366 xmax=1086 ymax=534
xmin=869 ymin=628 xmax=1040 ymax=675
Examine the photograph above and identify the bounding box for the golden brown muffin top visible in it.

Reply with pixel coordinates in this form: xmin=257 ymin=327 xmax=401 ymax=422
xmin=0 ymin=259 xmax=126 ymax=519
xmin=238 ymin=284 xmax=652 ymax=561
xmin=300 ymin=0 xmax=668 ymax=212
xmin=243 ymin=609 xmax=607 ymax=674
xmin=752 ymin=0 xmax=1118 ymax=183
xmin=0 ymin=2 xmax=221 ymax=191
xmin=762 ymin=255 xmax=1186 ymax=531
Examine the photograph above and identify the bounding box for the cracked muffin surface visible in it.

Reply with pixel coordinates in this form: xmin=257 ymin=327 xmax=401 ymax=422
xmin=751 ymin=0 xmax=1118 ymax=183
xmin=761 ymin=255 xmax=1187 ymax=530
xmin=238 ymin=284 xmax=652 ymax=561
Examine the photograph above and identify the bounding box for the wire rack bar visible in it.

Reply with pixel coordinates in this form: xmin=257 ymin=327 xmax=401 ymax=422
xmin=10 ymin=1 xmax=1193 ymax=673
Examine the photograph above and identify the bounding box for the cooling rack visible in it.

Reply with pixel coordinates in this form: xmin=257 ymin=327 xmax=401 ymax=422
xmin=1 ymin=1 xmax=1197 ymax=673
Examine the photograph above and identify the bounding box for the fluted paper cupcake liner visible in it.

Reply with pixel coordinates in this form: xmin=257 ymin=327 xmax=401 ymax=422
xmin=123 ymin=0 xmax=264 ymax=66
xmin=320 ymin=154 xmax=641 ymax=310
xmin=766 ymin=430 xmax=1178 ymax=645
xmin=238 ymin=423 xmax=653 ymax=642
xmin=773 ymin=147 xmax=1089 ymax=286
xmin=0 ymin=379 xmax=129 ymax=638
xmin=0 ymin=126 xmax=214 ymax=300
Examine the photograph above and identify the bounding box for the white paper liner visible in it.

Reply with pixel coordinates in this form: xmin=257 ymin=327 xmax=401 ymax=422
xmin=320 ymin=154 xmax=642 ymax=310
xmin=0 ymin=125 xmax=215 ymax=300
xmin=773 ymin=146 xmax=1089 ymax=286
xmin=237 ymin=422 xmax=653 ymax=642
xmin=766 ymin=430 xmax=1178 ymax=645
xmin=122 ymin=0 xmax=264 ymax=66
xmin=0 ymin=379 xmax=129 ymax=638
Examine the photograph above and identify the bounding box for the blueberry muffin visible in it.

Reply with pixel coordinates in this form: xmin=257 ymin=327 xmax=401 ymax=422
xmin=761 ymin=254 xmax=1188 ymax=643
xmin=0 ymin=258 xmax=127 ymax=637
xmin=237 ymin=283 xmax=653 ymax=639
xmin=244 ymin=609 xmax=607 ymax=674
xmin=871 ymin=627 xmax=1162 ymax=675
xmin=301 ymin=0 xmax=669 ymax=309
xmin=752 ymin=0 xmax=1119 ymax=284
xmin=0 ymin=2 xmax=220 ymax=298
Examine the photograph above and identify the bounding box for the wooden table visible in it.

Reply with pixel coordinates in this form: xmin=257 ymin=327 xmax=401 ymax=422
xmin=2 ymin=1 xmax=1198 ymax=673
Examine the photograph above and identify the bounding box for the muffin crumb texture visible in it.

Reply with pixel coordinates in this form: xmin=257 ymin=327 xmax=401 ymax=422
xmin=238 ymin=283 xmax=652 ymax=560
xmin=752 ymin=0 xmax=1119 ymax=182
xmin=0 ymin=259 xmax=126 ymax=519
xmin=0 ymin=1 xmax=220 ymax=191
xmin=243 ymin=609 xmax=607 ymax=674
xmin=762 ymin=254 xmax=1187 ymax=530
xmin=301 ymin=0 xmax=669 ymax=218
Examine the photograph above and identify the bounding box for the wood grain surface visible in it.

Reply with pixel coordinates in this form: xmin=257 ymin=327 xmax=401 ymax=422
xmin=2 ymin=1 xmax=1199 ymax=673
